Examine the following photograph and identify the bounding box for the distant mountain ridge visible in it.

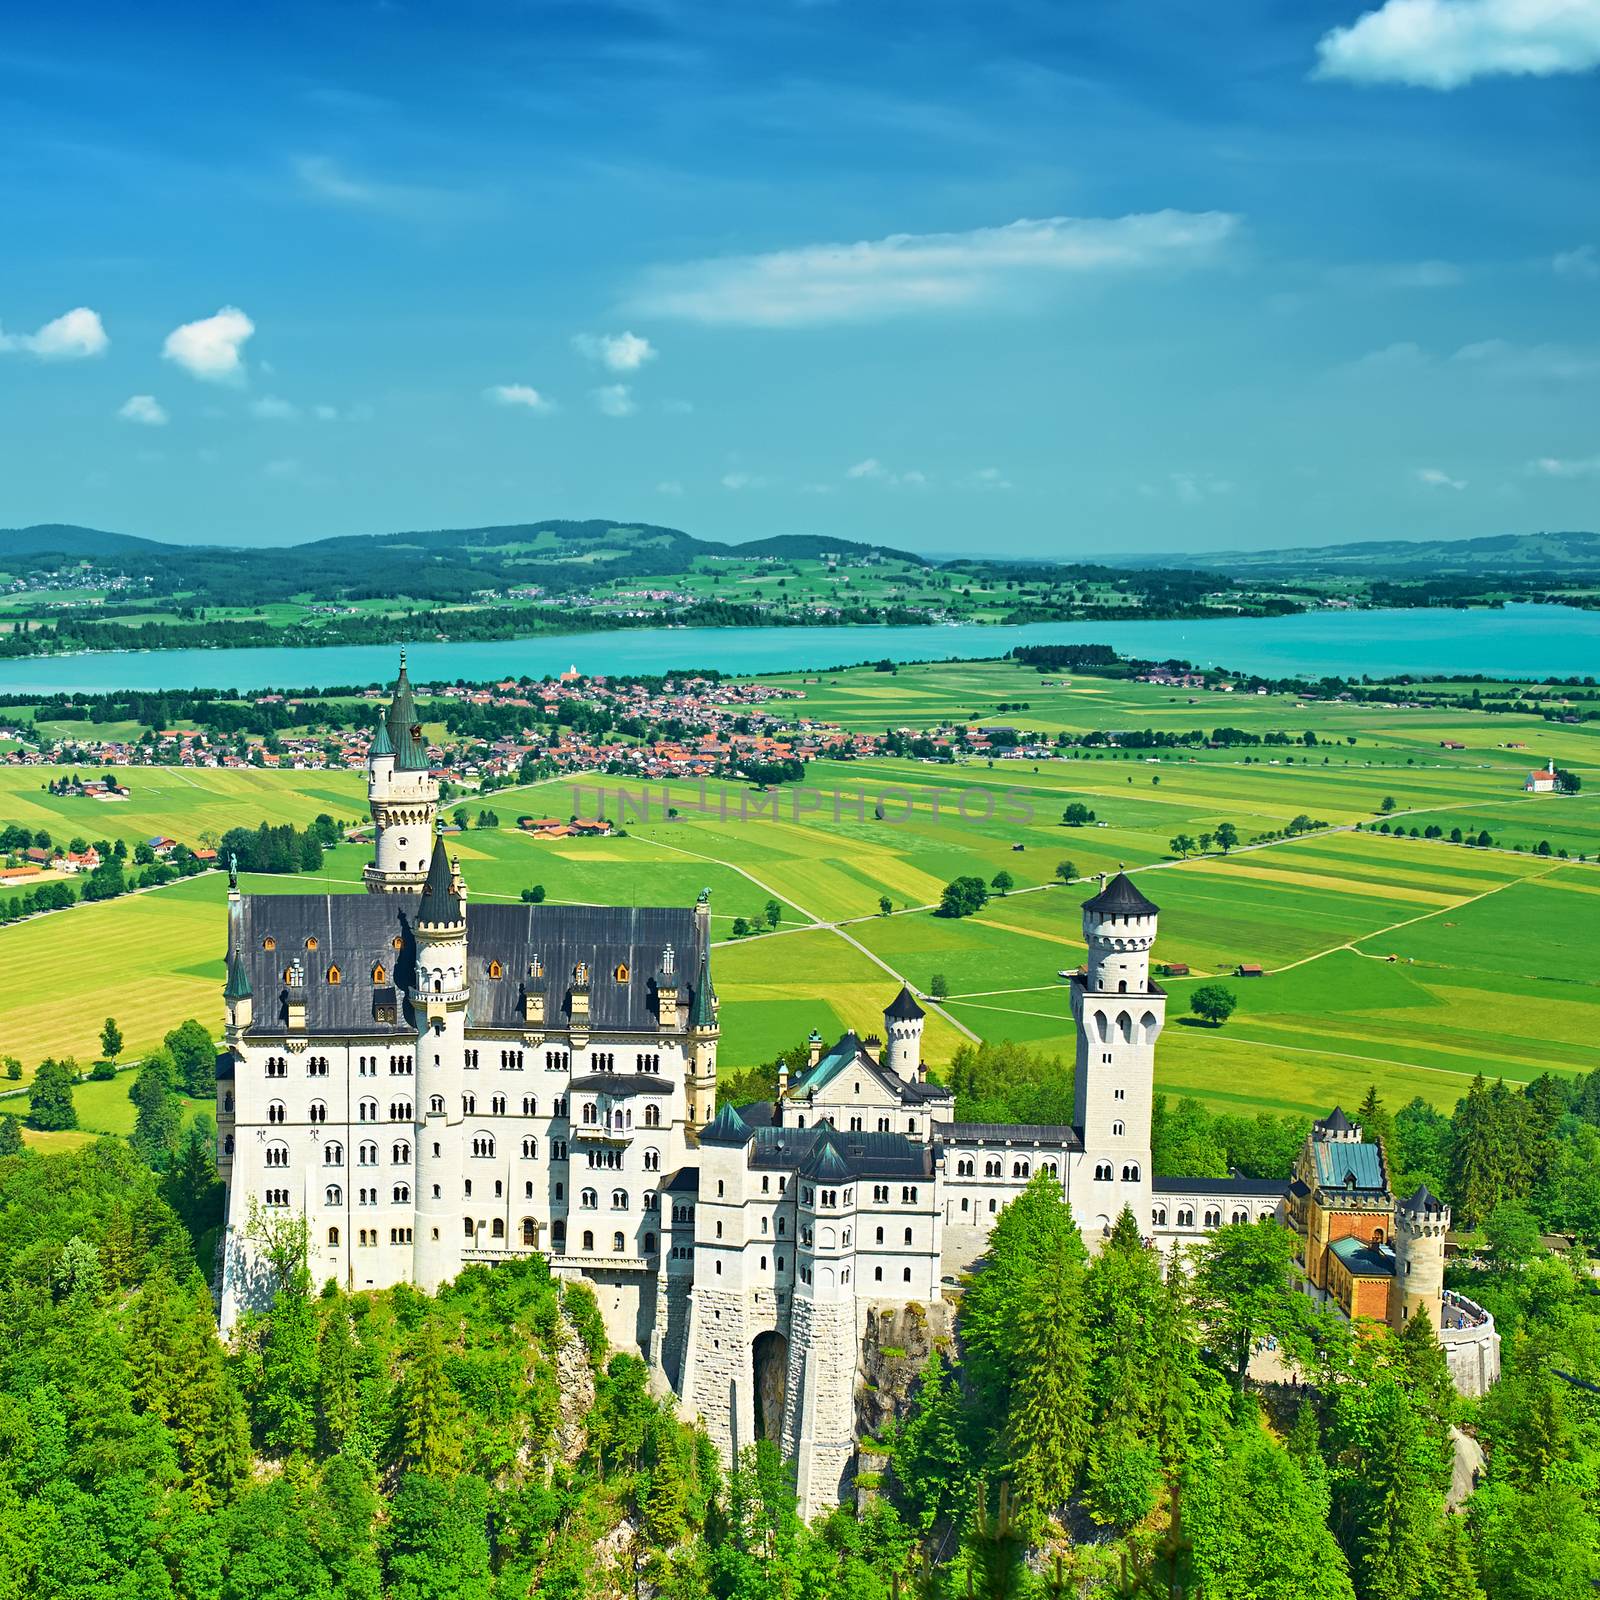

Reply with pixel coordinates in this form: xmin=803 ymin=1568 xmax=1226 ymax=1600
xmin=0 ymin=519 xmax=928 ymax=607
xmin=1122 ymin=530 xmax=1600 ymax=577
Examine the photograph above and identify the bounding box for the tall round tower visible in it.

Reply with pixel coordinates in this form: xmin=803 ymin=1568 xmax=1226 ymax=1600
xmin=686 ymin=890 xmax=720 ymax=1127
xmin=1068 ymin=871 xmax=1163 ymax=1238
xmin=411 ymin=835 xmax=469 ymax=1291
xmin=1391 ymin=1184 xmax=1448 ymax=1331
xmin=882 ymin=985 xmax=926 ymax=1082
xmin=365 ymin=652 xmax=440 ymax=894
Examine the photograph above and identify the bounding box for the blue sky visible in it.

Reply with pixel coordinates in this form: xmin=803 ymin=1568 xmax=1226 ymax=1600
xmin=1 ymin=0 xmax=1596 ymax=555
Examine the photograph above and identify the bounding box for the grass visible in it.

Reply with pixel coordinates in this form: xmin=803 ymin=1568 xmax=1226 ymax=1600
xmin=2 ymin=663 xmax=1597 ymax=1124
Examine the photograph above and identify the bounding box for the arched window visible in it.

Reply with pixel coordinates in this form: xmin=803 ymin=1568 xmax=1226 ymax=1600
xmin=359 ymin=1098 xmax=377 ymax=1122
xmin=613 ymin=1231 xmax=626 ymax=1252
xmin=552 ymin=1219 xmax=566 ymax=1249
xmin=1094 ymin=1162 xmax=1113 ymax=1181
xmin=462 ymin=1093 xmax=476 ymax=1115
xmin=1153 ymin=1206 xmax=1167 ymax=1227
xmin=580 ymin=1188 xmax=598 ymax=1209
xmin=430 ymin=1094 xmax=444 ymax=1114
xmin=464 ymin=1217 xmax=476 ymax=1238
xmin=612 ymin=1189 xmax=629 ymax=1210
xmin=904 ymin=1226 xmax=913 ymax=1245
xmin=327 ymin=964 xmax=342 ymax=985
xmin=265 ymin=1140 xmax=289 ymax=1168
xmin=328 ymin=1226 xmax=340 ymax=1245
xmin=523 ymin=1095 xmax=538 ymax=1116
xmin=1012 ymin=1159 xmax=1030 ymax=1178
xmin=521 ymin=1217 xmax=536 ymax=1245
xmin=1178 ymin=1207 xmax=1194 ymax=1227
xmin=491 ymin=1218 xmax=505 ymax=1238
xmin=326 ymin=1183 xmax=343 ymax=1205
xmin=1116 ymin=1010 xmax=1133 ymax=1042
xmin=522 ymin=1136 xmax=538 ymax=1158
xmin=393 ymin=1182 xmax=411 ymax=1203
xmin=1121 ymin=1162 xmax=1140 ymax=1182
xmin=267 ymin=1099 xmax=286 ymax=1124
xmin=1204 ymin=1208 xmax=1221 ymax=1228
xmin=359 ymin=1141 xmax=378 ymax=1166
xmin=582 ymin=1229 xmax=594 ymax=1251
xmin=324 ymin=1141 xmax=344 ymax=1166
xmin=644 ymin=1231 xmax=656 ymax=1254
xmin=392 ymin=1140 xmax=411 ymax=1164
xmin=309 ymin=1100 xmax=327 ymax=1123
xmin=1234 ymin=1209 xmax=1250 ymax=1225
xmin=643 ymin=1103 xmax=660 ymax=1128
xmin=471 ymin=1132 xmax=495 ymax=1159
xmin=1111 ymin=1119 xmax=1125 ymax=1137
xmin=644 ymin=1147 xmax=660 ymax=1171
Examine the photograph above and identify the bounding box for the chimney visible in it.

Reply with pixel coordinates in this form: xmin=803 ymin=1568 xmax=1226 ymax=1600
xmin=807 ymin=1029 xmax=823 ymax=1068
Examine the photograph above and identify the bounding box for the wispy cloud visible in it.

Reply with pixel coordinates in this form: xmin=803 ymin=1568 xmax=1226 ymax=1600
xmin=632 ymin=210 xmax=1239 ymax=327
xmin=1416 ymin=466 xmax=1467 ymax=489
xmin=0 ymin=306 xmax=108 ymax=359
xmin=486 ymin=384 xmax=555 ymax=413
xmin=1328 ymin=259 xmax=1463 ymax=290
xmin=721 ymin=471 xmax=767 ymax=490
xmin=1139 ymin=472 xmax=1229 ymax=503
xmin=592 ymin=383 xmax=636 ymax=418
xmin=847 ymin=458 xmax=927 ymax=488
xmin=1554 ymin=244 xmax=1599 ymax=281
xmin=250 ymin=395 xmax=300 ymax=421
xmin=573 ymin=330 xmax=657 ymax=372
xmin=1343 ymin=338 xmax=1599 ymax=380
xmin=163 ymin=307 xmax=254 ymax=383
xmin=117 ymin=394 xmax=168 ymax=426
xmin=655 ymin=479 xmax=684 ymax=495
xmin=1314 ymin=0 xmax=1600 ymax=89
xmin=294 ymin=155 xmax=473 ymax=220
xmin=1533 ymin=453 xmax=1600 ymax=477
xmin=966 ymin=466 xmax=1014 ymax=492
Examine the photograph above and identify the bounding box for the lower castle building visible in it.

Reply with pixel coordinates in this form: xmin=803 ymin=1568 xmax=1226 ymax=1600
xmin=216 ymin=654 xmax=1497 ymax=1520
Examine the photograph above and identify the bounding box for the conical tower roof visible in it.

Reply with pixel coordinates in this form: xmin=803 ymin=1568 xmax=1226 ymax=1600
xmin=885 ymin=983 xmax=925 ymax=1021
xmin=224 ymin=948 xmax=252 ymax=1001
xmin=1082 ymin=870 xmax=1159 ymax=917
xmin=699 ymin=1102 xmax=750 ymax=1146
xmin=418 ymin=835 xmax=462 ymax=925
xmin=370 ymin=713 xmax=393 ymax=758
xmin=688 ymin=945 xmax=717 ymax=1028
xmin=801 ymin=1123 xmax=852 ymax=1182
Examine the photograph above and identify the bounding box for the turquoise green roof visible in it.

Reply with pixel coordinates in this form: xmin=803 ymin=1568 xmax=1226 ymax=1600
xmin=418 ymin=836 xmax=462 ymax=925
xmin=224 ymin=949 xmax=252 ymax=1001
xmin=1312 ymin=1139 xmax=1385 ymax=1193
xmin=369 ymin=715 xmax=393 ymax=758
xmin=688 ymin=948 xmax=716 ymax=1028
xmin=800 ymin=1124 xmax=852 ymax=1183
xmin=699 ymin=1103 xmax=750 ymax=1146
xmin=1329 ymin=1236 xmax=1393 ymax=1277
xmin=789 ymin=1032 xmax=862 ymax=1099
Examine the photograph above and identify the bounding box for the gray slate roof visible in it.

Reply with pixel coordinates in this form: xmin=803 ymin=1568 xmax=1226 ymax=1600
xmin=1082 ymin=871 xmax=1159 ymax=917
xmin=233 ymin=893 xmax=704 ymax=1038
xmin=1152 ymin=1175 xmax=1290 ymax=1198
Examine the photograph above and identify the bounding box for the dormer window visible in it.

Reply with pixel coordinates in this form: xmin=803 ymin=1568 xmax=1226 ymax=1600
xmin=488 ymin=960 xmax=503 ymax=980
xmin=530 ymin=954 xmax=544 ymax=978
xmin=306 ymin=936 xmax=319 ymax=951
xmin=327 ymin=964 xmax=342 ymax=984
xmin=372 ymin=963 xmax=386 ymax=984
xmin=262 ymin=936 xmax=276 ymax=951
xmin=615 ymin=962 xmax=629 ymax=982
xmin=392 ymin=936 xmax=403 ymax=951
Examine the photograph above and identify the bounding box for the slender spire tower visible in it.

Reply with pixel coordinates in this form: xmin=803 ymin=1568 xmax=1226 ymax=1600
xmin=364 ymin=651 xmax=440 ymax=894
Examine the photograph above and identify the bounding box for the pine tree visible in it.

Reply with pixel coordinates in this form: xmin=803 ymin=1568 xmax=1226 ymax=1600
xmin=1421 ymin=1515 xmax=1484 ymax=1600
xmin=399 ymin=1317 xmax=462 ymax=1475
xmin=1005 ymin=1224 xmax=1089 ymax=1534
xmin=318 ymin=1300 xmax=360 ymax=1453
xmin=1393 ymin=1308 xmax=1455 ymax=1442
xmin=895 ymin=1350 xmax=975 ymax=1535
xmin=128 ymin=1047 xmax=183 ymax=1168
xmin=0 ymin=1115 xmax=21 ymax=1156
xmin=1358 ymin=1085 xmax=1395 ymax=1161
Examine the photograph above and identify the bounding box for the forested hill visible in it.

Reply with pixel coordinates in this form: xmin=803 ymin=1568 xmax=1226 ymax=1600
xmin=1126 ymin=529 xmax=1600 ymax=578
xmin=0 ymin=520 xmax=927 ymax=607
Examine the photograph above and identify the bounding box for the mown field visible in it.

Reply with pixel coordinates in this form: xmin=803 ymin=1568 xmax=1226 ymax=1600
xmin=3 ymin=665 xmax=1598 ymax=1144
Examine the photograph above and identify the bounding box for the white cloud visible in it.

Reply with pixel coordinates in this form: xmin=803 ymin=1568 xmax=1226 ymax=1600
xmin=1343 ymin=338 xmax=1598 ymax=380
xmin=313 ymin=403 xmax=340 ymax=422
xmin=1138 ymin=471 xmax=1228 ymax=503
xmin=1533 ymin=453 xmax=1600 ymax=477
xmin=1314 ymin=0 xmax=1600 ymax=88
xmin=1416 ymin=466 xmax=1467 ymax=489
xmin=117 ymin=394 xmax=168 ymax=426
xmin=966 ymin=466 xmax=1014 ymax=492
xmin=632 ymin=210 xmax=1239 ymax=327
xmin=655 ymin=479 xmax=684 ymax=495
xmin=721 ymin=472 xmax=767 ymax=490
xmin=250 ymin=395 xmax=300 ymax=421
xmin=294 ymin=155 xmax=468 ymax=220
xmin=163 ymin=307 xmax=255 ymax=383
xmin=0 ymin=306 xmax=109 ymax=359
xmin=661 ymin=397 xmax=695 ymax=415
xmin=486 ymin=383 xmax=555 ymax=413
xmin=1554 ymin=244 xmax=1600 ymax=280
xmin=847 ymin=457 xmax=926 ymax=488
xmin=1330 ymin=259 xmax=1463 ymax=289
xmin=592 ymin=383 xmax=636 ymax=418
xmin=573 ymin=331 xmax=657 ymax=372
xmin=263 ymin=457 xmax=304 ymax=480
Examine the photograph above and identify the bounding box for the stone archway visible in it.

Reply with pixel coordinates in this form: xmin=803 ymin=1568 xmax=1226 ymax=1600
xmin=752 ymin=1330 xmax=789 ymax=1443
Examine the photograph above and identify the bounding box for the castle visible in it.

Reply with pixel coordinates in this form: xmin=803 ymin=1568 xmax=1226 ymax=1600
xmin=216 ymin=654 xmax=1496 ymax=1519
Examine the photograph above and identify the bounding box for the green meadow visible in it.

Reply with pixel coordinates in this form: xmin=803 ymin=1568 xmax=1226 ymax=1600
xmin=3 ymin=663 xmax=1598 ymax=1143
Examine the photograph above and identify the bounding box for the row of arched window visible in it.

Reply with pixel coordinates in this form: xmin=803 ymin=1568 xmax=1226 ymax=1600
xmin=1092 ymin=1162 xmax=1141 ymax=1182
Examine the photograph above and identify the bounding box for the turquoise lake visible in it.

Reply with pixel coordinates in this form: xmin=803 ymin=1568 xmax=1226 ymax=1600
xmin=0 ymin=603 xmax=1594 ymax=694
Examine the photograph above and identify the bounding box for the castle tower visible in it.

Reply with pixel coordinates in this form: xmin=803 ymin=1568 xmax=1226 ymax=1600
xmin=686 ymin=890 xmax=719 ymax=1127
xmin=364 ymin=652 xmax=440 ymax=894
xmin=882 ymin=985 xmax=926 ymax=1083
xmin=782 ymin=1127 xmax=861 ymax=1521
xmin=1068 ymin=872 xmax=1162 ymax=1239
xmin=411 ymin=835 xmax=470 ymax=1291
xmin=1391 ymin=1184 xmax=1448 ymax=1331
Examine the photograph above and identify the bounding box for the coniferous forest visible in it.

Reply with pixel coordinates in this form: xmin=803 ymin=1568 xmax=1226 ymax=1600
xmin=2 ymin=1054 xmax=1600 ymax=1597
